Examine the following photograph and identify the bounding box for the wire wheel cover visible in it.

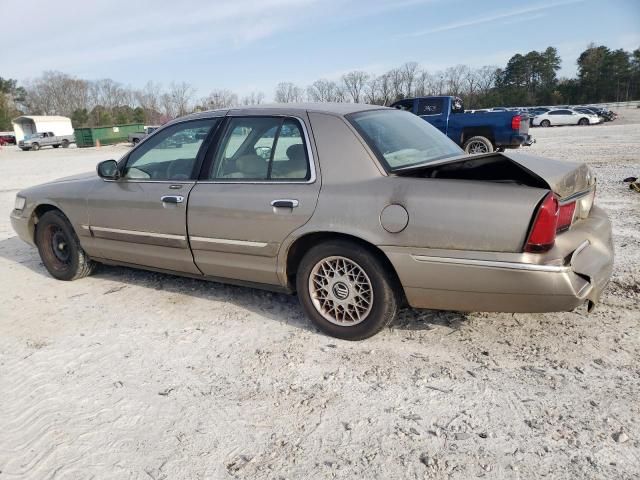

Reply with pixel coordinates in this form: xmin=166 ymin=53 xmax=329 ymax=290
xmin=308 ymin=256 xmax=374 ymax=326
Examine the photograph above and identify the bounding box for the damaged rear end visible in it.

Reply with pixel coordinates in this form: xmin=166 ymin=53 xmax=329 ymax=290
xmin=391 ymin=151 xmax=613 ymax=312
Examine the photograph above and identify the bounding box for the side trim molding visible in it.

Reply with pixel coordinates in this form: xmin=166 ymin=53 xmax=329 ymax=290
xmin=189 ymin=236 xmax=268 ymax=248
xmin=87 ymin=225 xmax=187 ymax=248
xmin=411 ymin=255 xmax=571 ymax=273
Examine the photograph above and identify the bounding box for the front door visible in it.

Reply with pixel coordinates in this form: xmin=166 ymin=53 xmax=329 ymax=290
xmin=87 ymin=117 xmax=221 ymax=274
xmin=188 ymin=115 xmax=321 ymax=285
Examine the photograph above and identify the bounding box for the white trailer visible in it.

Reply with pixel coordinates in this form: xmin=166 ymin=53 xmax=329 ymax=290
xmin=12 ymin=116 xmax=74 ymax=142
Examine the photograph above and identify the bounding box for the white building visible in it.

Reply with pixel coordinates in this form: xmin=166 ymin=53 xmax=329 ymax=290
xmin=12 ymin=116 xmax=74 ymax=141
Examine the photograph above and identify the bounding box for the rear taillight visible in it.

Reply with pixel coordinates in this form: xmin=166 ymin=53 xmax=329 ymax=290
xmin=511 ymin=115 xmax=521 ymax=130
xmin=557 ymin=202 xmax=576 ymax=232
xmin=525 ymin=193 xmax=559 ymax=252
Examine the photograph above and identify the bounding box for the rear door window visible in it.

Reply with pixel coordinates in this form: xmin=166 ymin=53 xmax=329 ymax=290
xmin=210 ymin=117 xmax=310 ymax=181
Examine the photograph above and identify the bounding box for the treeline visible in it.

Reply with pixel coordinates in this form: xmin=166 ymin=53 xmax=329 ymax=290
xmin=1 ymin=43 xmax=638 ymax=130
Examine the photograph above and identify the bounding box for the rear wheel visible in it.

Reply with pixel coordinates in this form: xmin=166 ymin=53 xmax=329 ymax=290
xmin=463 ymin=136 xmax=493 ymax=154
xmin=35 ymin=210 xmax=95 ymax=281
xmin=31 ymin=142 xmax=40 ymax=151
xmin=578 ymin=118 xmax=589 ymax=126
xmin=61 ymin=139 xmax=69 ymax=148
xmin=132 ymin=138 xmax=140 ymax=145
xmin=540 ymin=119 xmax=551 ymax=127
xmin=296 ymin=240 xmax=399 ymax=340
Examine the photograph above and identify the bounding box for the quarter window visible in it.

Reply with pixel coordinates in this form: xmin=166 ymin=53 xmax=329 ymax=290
xmin=210 ymin=117 xmax=310 ymax=181
xmin=124 ymin=119 xmax=218 ymax=180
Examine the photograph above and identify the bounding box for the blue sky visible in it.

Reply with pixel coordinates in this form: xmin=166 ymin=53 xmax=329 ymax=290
xmin=2 ymin=0 xmax=638 ymax=99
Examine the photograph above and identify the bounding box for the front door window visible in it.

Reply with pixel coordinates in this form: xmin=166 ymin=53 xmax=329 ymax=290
xmin=124 ymin=119 xmax=219 ymax=181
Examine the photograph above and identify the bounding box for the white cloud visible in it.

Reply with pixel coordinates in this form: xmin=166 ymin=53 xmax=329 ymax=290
xmin=0 ymin=0 xmax=321 ymax=79
xmin=403 ymin=0 xmax=585 ymax=37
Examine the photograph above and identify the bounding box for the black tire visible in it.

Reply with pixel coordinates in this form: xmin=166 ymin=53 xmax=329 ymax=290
xmin=132 ymin=138 xmax=140 ymax=145
xmin=296 ymin=240 xmax=399 ymax=340
xmin=35 ymin=210 xmax=95 ymax=281
xmin=540 ymin=119 xmax=551 ymax=127
xmin=578 ymin=118 xmax=589 ymax=126
xmin=463 ymin=136 xmax=494 ymax=154
xmin=31 ymin=142 xmax=40 ymax=151
xmin=61 ymin=139 xmax=69 ymax=148
xmin=52 ymin=144 xmax=60 ymax=148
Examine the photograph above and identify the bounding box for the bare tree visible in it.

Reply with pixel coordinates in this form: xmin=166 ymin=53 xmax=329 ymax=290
xmin=24 ymin=71 xmax=90 ymax=116
xmin=274 ymin=82 xmax=304 ymax=103
xmin=135 ymin=81 xmax=163 ymax=124
xmin=387 ymin=68 xmax=404 ymax=101
xmin=464 ymin=68 xmax=481 ymax=107
xmin=414 ymin=70 xmax=433 ymax=97
xmin=203 ymin=89 xmax=238 ymax=109
xmin=241 ymin=91 xmax=265 ymax=105
xmin=432 ymin=71 xmax=446 ymax=95
xmin=444 ymin=65 xmax=468 ymax=97
xmin=400 ymin=62 xmax=419 ymax=97
xmin=167 ymin=81 xmax=195 ymax=117
xmin=307 ymin=79 xmax=342 ymax=102
xmin=476 ymin=65 xmax=498 ymax=96
xmin=341 ymin=71 xmax=370 ymax=103
xmin=364 ymin=75 xmax=381 ymax=104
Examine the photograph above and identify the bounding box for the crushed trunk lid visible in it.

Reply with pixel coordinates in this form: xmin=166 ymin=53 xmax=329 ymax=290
xmin=393 ymin=151 xmax=594 ymax=200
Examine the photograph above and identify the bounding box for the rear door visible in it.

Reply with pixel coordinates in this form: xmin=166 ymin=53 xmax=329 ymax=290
xmin=553 ymin=109 xmax=574 ymax=125
xmin=187 ymin=114 xmax=320 ymax=285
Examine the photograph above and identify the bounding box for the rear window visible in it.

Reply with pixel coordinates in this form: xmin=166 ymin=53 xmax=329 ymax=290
xmin=417 ymin=98 xmax=443 ymax=115
xmin=348 ymin=109 xmax=462 ymax=171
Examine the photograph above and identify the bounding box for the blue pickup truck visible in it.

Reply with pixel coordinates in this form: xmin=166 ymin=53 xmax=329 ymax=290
xmin=391 ymin=96 xmax=534 ymax=154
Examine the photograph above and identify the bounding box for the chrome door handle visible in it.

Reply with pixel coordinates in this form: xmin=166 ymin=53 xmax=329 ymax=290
xmin=271 ymin=199 xmax=299 ymax=208
xmin=161 ymin=195 xmax=184 ymax=204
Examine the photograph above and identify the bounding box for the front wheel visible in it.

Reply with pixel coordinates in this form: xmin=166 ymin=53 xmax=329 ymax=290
xmin=463 ymin=136 xmax=494 ymax=154
xmin=35 ymin=210 xmax=95 ymax=281
xmin=296 ymin=240 xmax=399 ymax=340
xmin=31 ymin=142 xmax=40 ymax=151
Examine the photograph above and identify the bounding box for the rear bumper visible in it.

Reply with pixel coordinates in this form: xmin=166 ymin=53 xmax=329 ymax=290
xmin=500 ymin=134 xmax=534 ymax=149
xmin=382 ymin=206 xmax=613 ymax=313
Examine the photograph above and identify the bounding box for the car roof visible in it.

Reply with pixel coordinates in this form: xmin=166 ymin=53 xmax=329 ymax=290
xmin=179 ymin=103 xmax=388 ymax=123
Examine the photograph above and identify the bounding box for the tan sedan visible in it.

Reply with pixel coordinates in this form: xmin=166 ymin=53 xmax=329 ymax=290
xmin=11 ymin=104 xmax=613 ymax=340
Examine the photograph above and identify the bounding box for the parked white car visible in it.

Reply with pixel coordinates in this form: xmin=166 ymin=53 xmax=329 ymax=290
xmin=532 ymin=109 xmax=600 ymax=127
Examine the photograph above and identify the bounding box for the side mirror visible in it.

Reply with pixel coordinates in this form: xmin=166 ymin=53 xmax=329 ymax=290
xmin=97 ymin=159 xmax=120 ymax=179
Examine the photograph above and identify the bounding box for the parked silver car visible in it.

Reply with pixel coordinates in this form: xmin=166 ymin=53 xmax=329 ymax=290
xmin=11 ymin=104 xmax=613 ymax=339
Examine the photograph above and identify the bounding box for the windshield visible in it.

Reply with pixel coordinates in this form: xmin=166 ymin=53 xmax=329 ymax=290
xmin=348 ymin=109 xmax=462 ymax=171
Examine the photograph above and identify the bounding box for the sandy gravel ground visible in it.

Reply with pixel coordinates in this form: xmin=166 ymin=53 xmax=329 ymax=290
xmin=0 ymin=110 xmax=638 ymax=480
